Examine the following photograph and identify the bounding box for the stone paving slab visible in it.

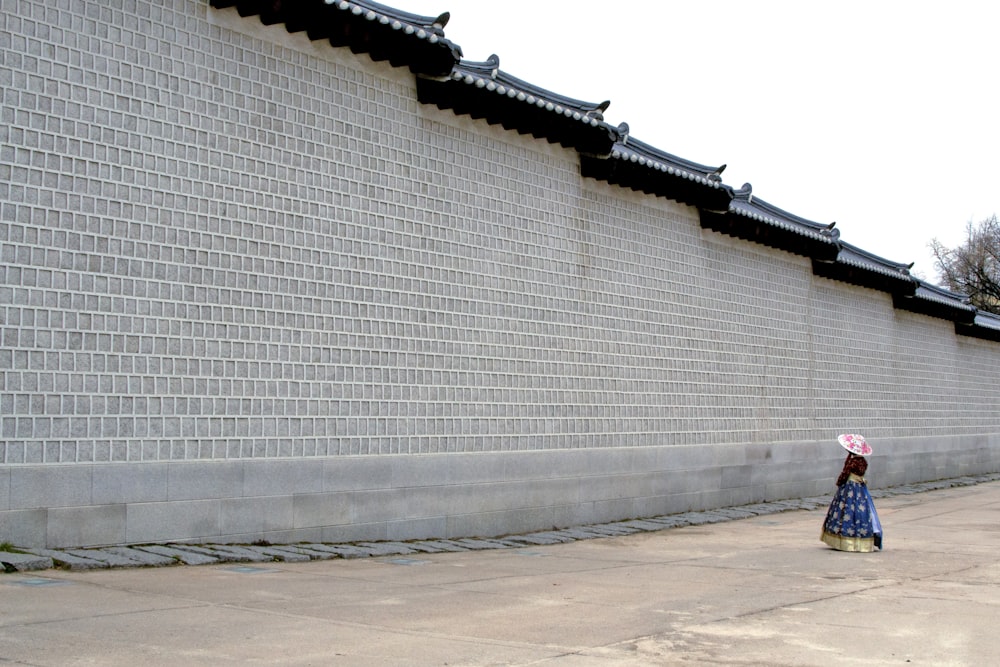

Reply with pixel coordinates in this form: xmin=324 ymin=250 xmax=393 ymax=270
xmin=102 ymin=547 xmax=176 ymax=567
xmin=299 ymin=543 xmax=373 ymax=559
xmin=447 ymin=538 xmax=513 ymax=550
xmin=641 ymin=517 xmax=689 ymax=529
xmin=6 ymin=472 xmax=1000 ymax=574
xmin=711 ymin=507 xmax=761 ymax=519
xmin=355 ymin=542 xmax=419 ymax=557
xmin=583 ymin=525 xmax=640 ymax=536
xmin=63 ymin=549 xmax=147 ymax=568
xmin=559 ymin=528 xmax=605 ymax=538
xmin=273 ymin=544 xmax=341 ymax=560
xmin=520 ymin=531 xmax=576 ymax=544
xmin=670 ymin=512 xmax=717 ymax=526
xmin=405 ymin=540 xmax=463 ymax=553
xmin=162 ymin=544 xmax=256 ymax=563
xmin=617 ymin=519 xmax=676 ymax=531
xmin=248 ymin=546 xmax=312 ymax=563
xmin=23 ymin=548 xmax=109 ymax=570
xmin=194 ymin=544 xmax=274 ymax=563
xmin=0 ymin=551 xmax=53 ymax=572
xmin=500 ymin=534 xmax=564 ymax=546
xmin=134 ymin=545 xmax=219 ymax=566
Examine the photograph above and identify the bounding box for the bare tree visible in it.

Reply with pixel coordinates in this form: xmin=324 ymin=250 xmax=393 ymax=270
xmin=931 ymin=215 xmax=1000 ymax=314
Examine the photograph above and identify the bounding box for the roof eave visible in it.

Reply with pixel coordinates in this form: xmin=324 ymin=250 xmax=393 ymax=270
xmin=210 ymin=0 xmax=461 ymax=76
xmin=700 ymin=210 xmax=840 ymax=260
xmin=416 ymin=68 xmax=617 ymax=155
xmin=956 ymin=319 xmax=1000 ymax=342
xmin=812 ymin=258 xmax=917 ymax=295
xmin=582 ymin=155 xmax=732 ymax=211
xmin=892 ymin=293 xmax=977 ymax=324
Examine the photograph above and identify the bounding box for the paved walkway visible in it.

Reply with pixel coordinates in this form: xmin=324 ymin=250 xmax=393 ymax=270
xmin=3 ymin=474 xmax=1000 ymax=665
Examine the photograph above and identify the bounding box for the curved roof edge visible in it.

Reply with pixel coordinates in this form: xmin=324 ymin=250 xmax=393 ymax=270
xmin=700 ymin=183 xmax=840 ymax=260
xmin=813 ymin=239 xmax=916 ymax=296
xmin=957 ymin=310 xmax=1000 ymax=342
xmin=209 ymin=0 xmax=462 ymax=76
xmin=416 ymin=55 xmax=617 ymax=155
xmin=581 ymin=128 xmax=731 ymax=211
xmin=893 ymin=280 xmax=977 ymax=324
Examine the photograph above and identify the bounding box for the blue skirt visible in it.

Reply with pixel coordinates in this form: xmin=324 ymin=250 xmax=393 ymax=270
xmin=820 ymin=477 xmax=883 ymax=552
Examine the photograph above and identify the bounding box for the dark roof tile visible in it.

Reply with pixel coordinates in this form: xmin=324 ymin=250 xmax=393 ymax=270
xmin=581 ymin=128 xmax=731 ymax=210
xmin=416 ymin=54 xmax=616 ymax=154
xmin=812 ymin=240 xmax=917 ymax=295
xmin=211 ymin=0 xmax=461 ymax=75
xmin=701 ymin=183 xmax=839 ymax=259
xmin=893 ymin=280 xmax=976 ymax=323
xmin=958 ymin=311 xmax=1000 ymax=342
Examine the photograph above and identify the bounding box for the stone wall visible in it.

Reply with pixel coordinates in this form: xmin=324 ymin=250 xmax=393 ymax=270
xmin=2 ymin=0 xmax=999 ymax=548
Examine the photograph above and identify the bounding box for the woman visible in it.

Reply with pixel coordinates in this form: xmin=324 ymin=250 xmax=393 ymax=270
xmin=820 ymin=434 xmax=883 ymax=552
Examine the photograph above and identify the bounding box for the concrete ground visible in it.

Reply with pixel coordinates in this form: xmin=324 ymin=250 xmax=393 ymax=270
xmin=2 ymin=480 xmax=1000 ymax=666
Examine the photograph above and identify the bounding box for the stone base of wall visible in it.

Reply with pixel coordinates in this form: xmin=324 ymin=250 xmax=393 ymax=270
xmin=3 ymin=434 xmax=998 ymax=549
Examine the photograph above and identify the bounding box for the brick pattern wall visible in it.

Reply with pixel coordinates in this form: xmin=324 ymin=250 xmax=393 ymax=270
xmin=2 ymin=0 xmax=999 ymax=469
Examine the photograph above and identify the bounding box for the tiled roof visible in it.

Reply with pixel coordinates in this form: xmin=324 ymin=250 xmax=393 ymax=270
xmin=813 ymin=240 xmax=917 ymax=295
xmin=700 ymin=184 xmax=841 ymax=260
xmin=972 ymin=311 xmax=1000 ymax=331
xmin=958 ymin=310 xmax=1000 ymax=342
xmin=416 ymin=55 xmax=617 ymax=155
xmin=210 ymin=0 xmax=462 ymax=75
xmin=581 ymin=129 xmax=731 ymax=211
xmin=893 ymin=280 xmax=976 ymax=324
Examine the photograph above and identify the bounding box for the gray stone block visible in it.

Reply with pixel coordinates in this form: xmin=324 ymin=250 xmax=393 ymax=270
xmin=617 ymin=519 xmax=672 ymax=532
xmin=321 ymin=455 xmax=393 ymax=493
xmin=292 ymin=492 xmax=352 ymax=529
xmin=380 ymin=516 xmax=448 ymax=543
xmin=134 ymin=545 xmax=218 ymax=566
xmin=125 ymin=500 xmax=221 ymax=544
xmin=270 ymin=544 xmax=340 ymax=559
xmin=0 ymin=550 xmax=54 ymax=571
xmin=92 ymin=463 xmax=168 ymax=504
xmin=220 ymin=496 xmax=293 ymax=537
xmin=450 ymin=538 xmax=513 ymax=550
xmin=500 ymin=534 xmax=561 ymax=546
xmin=0 ymin=468 xmax=9 ymax=511
xmin=386 ymin=454 xmax=452 ymax=489
xmin=243 ymin=459 xmax=324 ymax=497
xmin=404 ymin=540 xmax=460 ymax=553
xmin=0 ymin=508 xmax=48 ymax=548
xmin=10 ymin=466 xmax=93 ymax=510
xmin=102 ymin=546 xmax=177 ymax=567
xmin=354 ymin=541 xmax=417 ymax=557
xmin=721 ymin=464 xmax=753 ymax=490
xmin=46 ymin=504 xmax=126 ymax=548
xmin=193 ymin=544 xmax=274 ymax=563
xmin=711 ymin=507 xmax=758 ymax=520
xmin=580 ymin=524 xmax=639 ymax=536
xmin=519 ymin=531 xmax=575 ymax=544
xmin=167 ymin=461 xmax=243 ymax=501
xmin=248 ymin=545 xmax=312 ymax=562
xmin=63 ymin=549 xmax=147 ymax=568
xmin=25 ymin=548 xmax=108 ymax=570
xmin=298 ymin=543 xmax=370 ymax=559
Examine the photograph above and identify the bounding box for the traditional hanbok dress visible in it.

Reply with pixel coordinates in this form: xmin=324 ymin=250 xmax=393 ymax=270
xmin=821 ymin=453 xmax=883 ymax=552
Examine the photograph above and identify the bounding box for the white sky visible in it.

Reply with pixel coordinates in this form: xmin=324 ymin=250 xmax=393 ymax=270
xmin=406 ymin=0 xmax=998 ymax=281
